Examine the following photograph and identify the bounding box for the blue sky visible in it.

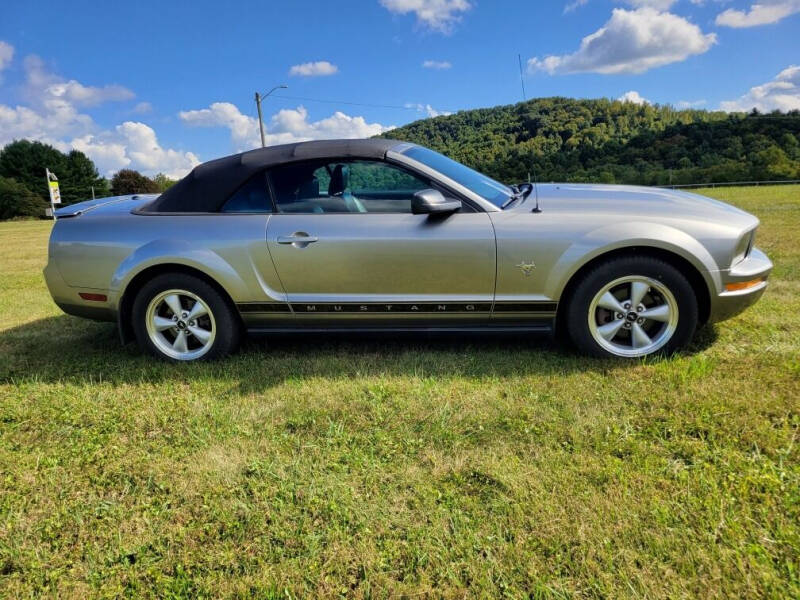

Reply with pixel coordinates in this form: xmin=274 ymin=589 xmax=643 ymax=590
xmin=1 ymin=0 xmax=798 ymax=178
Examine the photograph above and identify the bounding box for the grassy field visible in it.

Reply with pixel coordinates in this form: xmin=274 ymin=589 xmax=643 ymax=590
xmin=0 ymin=185 xmax=798 ymax=598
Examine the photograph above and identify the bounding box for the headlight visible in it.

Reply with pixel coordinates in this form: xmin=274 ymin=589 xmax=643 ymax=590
xmin=732 ymin=230 xmax=755 ymax=266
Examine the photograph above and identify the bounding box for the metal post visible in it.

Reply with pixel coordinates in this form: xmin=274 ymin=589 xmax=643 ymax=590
xmin=254 ymin=85 xmax=286 ymax=149
xmin=255 ymin=92 xmax=266 ymax=148
xmin=45 ymin=168 xmax=56 ymax=221
xmin=91 ymin=185 xmax=95 ymax=200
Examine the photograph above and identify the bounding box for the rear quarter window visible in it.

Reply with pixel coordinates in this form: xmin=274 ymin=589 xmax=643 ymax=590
xmin=221 ymin=173 xmax=272 ymax=213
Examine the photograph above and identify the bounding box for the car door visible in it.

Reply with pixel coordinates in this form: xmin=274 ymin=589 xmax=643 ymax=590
xmin=265 ymin=158 xmax=496 ymax=327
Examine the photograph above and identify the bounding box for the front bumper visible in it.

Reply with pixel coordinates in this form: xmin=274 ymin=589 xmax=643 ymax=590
xmin=708 ymin=247 xmax=772 ymax=323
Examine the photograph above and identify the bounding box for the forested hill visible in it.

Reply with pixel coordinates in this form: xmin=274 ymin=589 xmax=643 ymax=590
xmin=379 ymin=97 xmax=800 ymax=186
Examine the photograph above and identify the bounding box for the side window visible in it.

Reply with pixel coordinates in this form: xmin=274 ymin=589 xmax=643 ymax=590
xmin=221 ymin=173 xmax=272 ymax=213
xmin=348 ymin=161 xmax=426 ymax=193
xmin=269 ymin=162 xmax=329 ymax=214
xmin=313 ymin=165 xmax=331 ymax=193
xmin=346 ymin=161 xmax=429 ymax=213
xmin=269 ymin=160 xmax=435 ymax=214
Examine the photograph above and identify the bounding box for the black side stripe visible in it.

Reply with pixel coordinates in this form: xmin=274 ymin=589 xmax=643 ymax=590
xmin=493 ymin=302 xmax=558 ymax=313
xmin=238 ymin=303 xmax=292 ymax=313
xmin=292 ymin=302 xmax=493 ymax=313
xmin=238 ymin=301 xmax=557 ymax=314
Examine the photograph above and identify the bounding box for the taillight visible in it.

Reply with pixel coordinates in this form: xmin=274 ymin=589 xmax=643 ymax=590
xmin=79 ymin=292 xmax=108 ymax=302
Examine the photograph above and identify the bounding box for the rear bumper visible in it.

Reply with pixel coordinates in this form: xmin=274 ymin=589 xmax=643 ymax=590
xmin=43 ymin=261 xmax=116 ymax=322
xmin=708 ymin=247 xmax=772 ymax=323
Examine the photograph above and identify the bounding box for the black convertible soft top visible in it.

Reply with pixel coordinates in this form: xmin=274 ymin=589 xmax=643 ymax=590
xmin=143 ymin=138 xmax=404 ymax=213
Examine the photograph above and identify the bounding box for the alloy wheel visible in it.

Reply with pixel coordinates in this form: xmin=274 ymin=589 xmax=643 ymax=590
xmin=587 ymin=275 xmax=679 ymax=357
xmin=145 ymin=289 xmax=216 ymax=360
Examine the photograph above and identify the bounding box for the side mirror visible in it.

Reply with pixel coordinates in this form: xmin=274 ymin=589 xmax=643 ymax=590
xmin=411 ymin=189 xmax=462 ymax=215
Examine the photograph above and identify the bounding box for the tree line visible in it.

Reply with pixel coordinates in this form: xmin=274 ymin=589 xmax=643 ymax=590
xmin=2 ymin=98 xmax=799 ymax=219
xmin=380 ymin=97 xmax=800 ymax=186
xmin=0 ymin=140 xmax=176 ymax=219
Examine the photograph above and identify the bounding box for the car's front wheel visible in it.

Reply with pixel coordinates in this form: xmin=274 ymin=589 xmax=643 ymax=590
xmin=132 ymin=273 xmax=241 ymax=361
xmin=565 ymin=256 xmax=698 ymax=358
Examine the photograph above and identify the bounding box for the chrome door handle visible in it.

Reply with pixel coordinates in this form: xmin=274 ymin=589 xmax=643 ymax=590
xmin=277 ymin=234 xmax=318 ymax=245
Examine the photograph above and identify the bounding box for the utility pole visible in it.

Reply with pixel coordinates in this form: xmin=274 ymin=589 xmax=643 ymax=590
xmin=255 ymin=92 xmax=266 ymax=148
xmin=254 ymin=84 xmax=288 ymax=148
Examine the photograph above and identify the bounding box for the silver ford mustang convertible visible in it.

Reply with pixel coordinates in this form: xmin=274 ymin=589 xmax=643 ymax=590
xmin=44 ymin=139 xmax=772 ymax=361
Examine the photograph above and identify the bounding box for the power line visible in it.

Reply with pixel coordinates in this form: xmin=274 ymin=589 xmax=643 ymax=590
xmin=263 ymin=93 xmax=800 ymax=120
xmin=271 ymin=93 xmax=449 ymax=112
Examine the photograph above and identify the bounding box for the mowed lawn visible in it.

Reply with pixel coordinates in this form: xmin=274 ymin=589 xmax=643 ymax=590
xmin=0 ymin=186 xmax=798 ymax=599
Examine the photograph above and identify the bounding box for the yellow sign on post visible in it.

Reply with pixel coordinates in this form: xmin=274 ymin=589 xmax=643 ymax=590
xmin=49 ymin=180 xmax=61 ymax=204
xmin=45 ymin=168 xmax=60 ymax=221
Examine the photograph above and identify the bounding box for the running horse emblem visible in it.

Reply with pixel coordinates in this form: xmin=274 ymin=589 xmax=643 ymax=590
xmin=516 ymin=261 xmax=536 ymax=276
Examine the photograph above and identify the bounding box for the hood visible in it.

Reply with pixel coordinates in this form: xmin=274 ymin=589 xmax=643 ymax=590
xmin=520 ymin=183 xmax=757 ymax=228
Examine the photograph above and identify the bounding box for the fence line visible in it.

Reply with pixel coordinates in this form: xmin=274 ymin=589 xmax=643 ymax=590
xmin=660 ymin=179 xmax=800 ymax=190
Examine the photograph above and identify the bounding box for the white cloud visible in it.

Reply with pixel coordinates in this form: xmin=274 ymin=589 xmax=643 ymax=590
xmin=288 ymin=61 xmax=338 ymax=76
xmin=0 ymin=54 xmax=197 ymax=178
xmin=131 ymin=101 xmax=153 ymax=114
xmin=380 ymin=0 xmax=472 ymax=32
xmin=117 ymin=122 xmax=199 ymax=178
xmin=0 ymin=41 xmax=14 ymax=75
xmin=529 ymin=8 xmax=716 ymax=75
xmin=716 ymin=1 xmax=800 ymax=27
xmin=720 ymin=65 xmax=800 ymax=112
xmin=271 ymin=107 xmax=392 ymax=142
xmin=179 ymin=102 xmax=258 ymax=148
xmin=422 ymin=59 xmax=452 ymax=69
xmin=46 ymin=80 xmax=134 ymax=107
xmin=404 ymin=102 xmax=452 ymax=117
xmin=76 ymin=121 xmax=201 ymax=179
xmin=622 ymin=0 xmax=677 ymax=8
xmin=618 ymin=90 xmax=650 ymax=104
xmin=564 ymin=0 xmax=589 ymax=13
xmin=0 ymin=99 xmax=93 ymax=145
xmin=69 ymin=134 xmax=129 ymax=173
xmin=21 ymin=55 xmax=134 ymax=107
xmin=0 ymin=105 xmax=198 ymax=178
xmin=565 ymin=0 xmax=678 ymax=13
xmin=180 ymin=102 xmax=392 ymax=151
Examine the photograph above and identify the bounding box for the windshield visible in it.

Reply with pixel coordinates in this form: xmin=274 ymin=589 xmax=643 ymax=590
xmin=401 ymin=146 xmax=513 ymax=208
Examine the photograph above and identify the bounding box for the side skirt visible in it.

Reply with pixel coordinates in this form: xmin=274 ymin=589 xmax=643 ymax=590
xmin=236 ymin=301 xmax=557 ymax=337
xmin=246 ymin=323 xmax=553 ymax=335
xmin=237 ymin=301 xmax=557 ymax=315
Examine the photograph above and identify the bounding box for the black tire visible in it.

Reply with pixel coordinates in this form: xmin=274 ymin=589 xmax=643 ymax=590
xmin=132 ymin=273 xmax=241 ymax=361
xmin=565 ymin=256 xmax=698 ymax=358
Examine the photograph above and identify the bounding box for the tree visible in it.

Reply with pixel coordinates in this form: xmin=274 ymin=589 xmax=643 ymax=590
xmin=0 ymin=140 xmax=109 ymax=206
xmin=110 ymin=169 xmax=160 ymax=195
xmin=0 ymin=140 xmax=67 ymax=204
xmin=0 ymin=176 xmax=47 ymax=219
xmin=151 ymin=172 xmax=177 ymax=192
xmin=62 ymin=150 xmax=109 ymax=204
xmin=753 ymin=147 xmax=797 ymax=179
xmin=380 ymin=97 xmax=800 ymax=185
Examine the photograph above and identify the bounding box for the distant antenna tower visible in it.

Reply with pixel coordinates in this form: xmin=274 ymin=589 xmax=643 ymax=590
xmin=518 ymin=54 xmax=527 ymax=102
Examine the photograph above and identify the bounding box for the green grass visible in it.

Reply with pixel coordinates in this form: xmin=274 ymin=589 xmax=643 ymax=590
xmin=1 ymin=185 xmax=798 ymax=598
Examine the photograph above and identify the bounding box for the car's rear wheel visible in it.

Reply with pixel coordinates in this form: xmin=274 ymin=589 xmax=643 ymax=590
xmin=565 ymin=256 xmax=698 ymax=358
xmin=132 ymin=273 xmax=241 ymax=361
